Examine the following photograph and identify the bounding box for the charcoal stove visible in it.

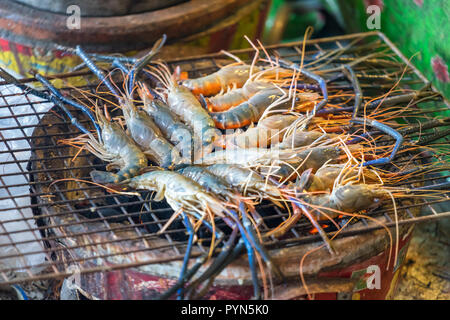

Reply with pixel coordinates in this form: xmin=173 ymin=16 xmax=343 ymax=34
xmin=0 ymin=32 xmax=449 ymax=300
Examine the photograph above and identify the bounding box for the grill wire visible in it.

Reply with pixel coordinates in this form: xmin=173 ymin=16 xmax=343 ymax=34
xmin=0 ymin=32 xmax=449 ymax=286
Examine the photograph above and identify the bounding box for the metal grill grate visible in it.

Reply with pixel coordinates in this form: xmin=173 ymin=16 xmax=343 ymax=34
xmin=0 ymin=32 xmax=449 ymax=287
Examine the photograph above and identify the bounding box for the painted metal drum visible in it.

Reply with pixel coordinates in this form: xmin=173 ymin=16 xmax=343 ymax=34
xmin=0 ymin=0 xmax=270 ymax=82
xmin=12 ymin=0 xmax=187 ymax=17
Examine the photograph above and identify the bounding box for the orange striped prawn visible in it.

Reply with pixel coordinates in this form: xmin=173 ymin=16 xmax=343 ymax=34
xmin=203 ymin=66 xmax=293 ymax=112
xmin=205 ymin=80 xmax=275 ymax=112
xmin=224 ymin=114 xmax=299 ymax=148
xmin=209 ymin=87 xmax=291 ymax=129
xmin=182 ymin=64 xmax=261 ymax=96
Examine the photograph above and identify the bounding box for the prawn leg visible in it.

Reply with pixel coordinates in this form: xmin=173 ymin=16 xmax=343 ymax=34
xmin=127 ymin=35 xmax=167 ymax=93
xmin=319 ymin=88 xmax=437 ymax=117
xmin=75 ymin=46 xmax=121 ymax=98
xmin=33 ymin=72 xmax=102 ymax=137
xmin=184 ymin=229 xmax=239 ymax=298
xmin=340 ymin=65 xmax=363 ymax=118
xmin=412 ymin=128 xmax=450 ymax=146
xmin=291 ymin=198 xmax=336 ymax=255
xmin=229 ymin=209 xmax=261 ymax=300
xmin=0 ymin=68 xmax=98 ymax=137
xmin=187 ymin=239 xmax=247 ymax=300
xmin=366 ymin=88 xmax=437 ymax=110
xmin=349 ymin=118 xmax=450 ymax=145
xmin=284 ymin=83 xmax=320 ymax=91
xmin=238 ymin=203 xmax=284 ymax=281
xmin=177 ymin=212 xmax=195 ymax=300
xmin=350 ymin=117 xmax=403 ymax=167
xmin=275 ymin=57 xmax=328 ymax=113
xmin=157 ymin=214 xmax=226 ymax=300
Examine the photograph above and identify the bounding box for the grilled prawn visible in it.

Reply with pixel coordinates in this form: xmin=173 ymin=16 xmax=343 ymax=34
xmin=225 ymin=114 xmax=298 ymax=148
xmin=177 ymin=165 xmax=234 ymax=200
xmin=205 ymin=80 xmax=275 ymax=112
xmin=205 ymin=164 xmax=282 ymax=201
xmin=182 ymin=64 xmax=260 ymax=96
xmin=139 ymin=86 xmax=194 ymax=162
xmin=209 ymin=87 xmax=290 ymax=129
xmin=121 ymin=96 xmax=182 ymax=168
xmin=261 ymin=144 xmax=362 ymax=181
xmin=128 ymin=170 xmax=227 ymax=218
xmin=148 ymin=63 xmax=218 ymax=154
xmin=301 ymin=164 xmax=379 ymax=192
xmin=73 ymin=107 xmax=148 ymax=184
xmin=300 ymin=183 xmax=387 ymax=221
xmin=279 ymin=130 xmax=336 ymax=149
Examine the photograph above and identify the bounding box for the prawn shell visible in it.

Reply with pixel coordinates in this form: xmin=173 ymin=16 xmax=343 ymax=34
xmin=167 ymin=86 xmax=218 ymax=149
xmin=143 ymin=99 xmax=194 ymax=161
xmin=128 ymin=170 xmax=225 ymax=216
xmin=183 ymin=65 xmax=260 ymax=96
xmin=258 ymin=114 xmax=298 ymax=130
xmin=231 ymin=127 xmax=282 ymax=148
xmin=210 ymin=88 xmax=288 ymax=129
xmin=177 ymin=165 xmax=233 ymax=199
xmin=207 ymin=81 xmax=275 ymax=112
xmin=125 ymin=109 xmax=181 ymax=168
xmin=99 ymin=121 xmax=148 ymax=182
xmin=331 ymin=184 xmax=381 ymax=212
xmin=227 ymin=114 xmax=298 ymax=148
xmin=206 ymin=164 xmax=281 ymax=199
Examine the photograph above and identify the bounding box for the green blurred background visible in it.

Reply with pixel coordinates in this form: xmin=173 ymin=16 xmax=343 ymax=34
xmin=263 ymin=0 xmax=449 ymax=100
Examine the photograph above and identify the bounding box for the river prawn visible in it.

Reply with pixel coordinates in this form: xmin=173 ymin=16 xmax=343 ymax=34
xmin=139 ymin=85 xmax=194 ymax=162
xmin=224 ymin=114 xmax=299 ymax=148
xmin=205 ymin=164 xmax=283 ymax=203
xmin=203 ymin=66 xmax=295 ymax=112
xmin=298 ymin=183 xmax=390 ymax=221
xmin=300 ymin=160 xmax=445 ymax=193
xmin=205 ymin=80 xmax=275 ymax=112
xmin=260 ymin=144 xmax=363 ymax=182
xmin=198 ymin=146 xmax=300 ymax=167
xmin=279 ymin=130 xmax=338 ymax=149
xmin=209 ymin=82 xmax=320 ymax=130
xmin=127 ymin=169 xmax=228 ymax=220
xmin=147 ymin=63 xmax=218 ymax=155
xmin=299 ymin=163 xmax=379 ymax=192
xmin=182 ymin=64 xmax=261 ymax=96
xmin=177 ymin=165 xmax=266 ymax=223
xmin=265 ymin=182 xmax=392 ymax=253
xmin=209 ymin=87 xmax=292 ymax=129
xmin=177 ymin=165 xmax=235 ymax=200
xmin=5 ymin=67 xmax=149 ymax=184
xmin=66 ymin=106 xmax=148 ymax=184
xmin=121 ymin=94 xmax=183 ymax=168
